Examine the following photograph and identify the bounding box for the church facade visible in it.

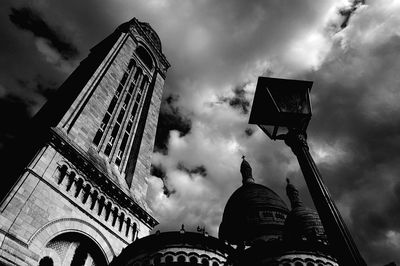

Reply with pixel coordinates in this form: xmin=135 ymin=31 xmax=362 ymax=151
xmin=0 ymin=18 xmax=169 ymax=265
xmin=0 ymin=16 xmax=344 ymax=266
xmin=108 ymin=159 xmax=338 ymax=266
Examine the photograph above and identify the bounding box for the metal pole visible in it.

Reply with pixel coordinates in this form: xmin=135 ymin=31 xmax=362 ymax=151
xmin=284 ymin=129 xmax=366 ymax=266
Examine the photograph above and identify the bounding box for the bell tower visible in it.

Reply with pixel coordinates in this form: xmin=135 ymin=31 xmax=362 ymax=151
xmin=0 ymin=18 xmax=169 ymax=266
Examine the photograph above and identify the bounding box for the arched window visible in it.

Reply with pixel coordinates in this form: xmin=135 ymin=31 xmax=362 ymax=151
xmin=190 ymin=256 xmax=198 ymax=264
xmin=119 ymin=212 xmax=125 ymax=232
xmin=201 ymin=258 xmax=209 ymax=266
xmin=178 ymin=255 xmax=186 ymax=263
xmin=212 ymin=262 xmax=219 ymax=266
xmin=104 ymin=201 xmax=112 ymax=221
xmin=90 ymin=190 xmax=98 ymax=210
xmin=112 ymin=207 xmax=118 ymax=226
xmin=136 ymin=46 xmax=153 ymax=70
xmin=45 ymin=232 xmax=107 ymax=266
xmin=57 ymin=165 xmax=68 ymax=184
xmin=97 ymin=196 xmax=105 ymax=216
xmin=132 ymin=223 xmax=137 ymax=241
xmin=126 ymin=217 xmax=131 ymax=237
xmin=66 ymin=172 xmax=76 ymax=191
xmin=295 ymin=262 xmax=304 ymax=266
xmin=82 ymin=184 xmax=91 ymax=204
xmin=165 ymin=255 xmax=173 ymax=263
xmin=74 ymin=178 xmax=84 ymax=198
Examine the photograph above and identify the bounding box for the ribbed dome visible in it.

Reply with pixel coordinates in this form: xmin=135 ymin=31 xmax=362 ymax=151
xmin=284 ymin=206 xmax=327 ymax=242
xmin=284 ymin=179 xmax=327 ymax=243
xmin=219 ymin=182 xmax=289 ymax=244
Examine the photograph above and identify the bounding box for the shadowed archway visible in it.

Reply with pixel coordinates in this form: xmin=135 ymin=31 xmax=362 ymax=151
xmin=40 ymin=232 xmax=107 ymax=266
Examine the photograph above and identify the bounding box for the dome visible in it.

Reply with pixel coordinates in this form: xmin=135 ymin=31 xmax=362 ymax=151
xmin=219 ymin=158 xmax=289 ymax=245
xmin=109 ymin=231 xmax=233 ymax=266
xmin=284 ymin=179 xmax=327 ymax=243
xmin=284 ymin=206 xmax=327 ymax=242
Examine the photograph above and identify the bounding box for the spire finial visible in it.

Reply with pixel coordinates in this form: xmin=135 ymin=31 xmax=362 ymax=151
xmin=286 ymin=178 xmax=303 ymax=209
xmin=180 ymin=224 xmax=185 ymax=234
xmin=240 ymin=156 xmax=255 ymax=184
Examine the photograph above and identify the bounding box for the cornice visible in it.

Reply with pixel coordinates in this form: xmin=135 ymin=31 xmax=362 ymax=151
xmin=130 ymin=18 xmax=171 ymax=71
xmin=48 ymin=128 xmax=158 ymax=229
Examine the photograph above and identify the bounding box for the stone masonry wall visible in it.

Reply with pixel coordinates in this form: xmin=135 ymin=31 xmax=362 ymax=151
xmin=0 ymin=144 xmax=150 ymax=265
xmin=57 ymin=33 xmax=135 ymax=196
xmin=0 ymin=19 xmax=169 ymax=266
xmin=54 ymin=30 xmax=166 ymax=213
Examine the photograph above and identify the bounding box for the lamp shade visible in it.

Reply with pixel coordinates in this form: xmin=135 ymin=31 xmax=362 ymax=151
xmin=249 ymin=77 xmax=313 ymax=139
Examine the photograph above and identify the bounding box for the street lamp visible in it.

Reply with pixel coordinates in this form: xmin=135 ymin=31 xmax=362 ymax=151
xmin=249 ymin=76 xmax=366 ymax=266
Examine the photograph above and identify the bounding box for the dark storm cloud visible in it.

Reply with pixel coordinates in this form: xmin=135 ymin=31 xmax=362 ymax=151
xmin=177 ymin=163 xmax=207 ymax=178
xmin=309 ymin=87 xmax=400 ymax=265
xmin=0 ymin=2 xmax=71 ymax=116
xmin=244 ymin=128 xmax=254 ymax=137
xmin=0 ymin=94 xmax=31 ymax=149
xmin=293 ymin=6 xmax=400 ymax=263
xmin=150 ymin=164 xmax=176 ymax=197
xmin=154 ymin=94 xmax=192 ymax=153
xmin=339 ymin=0 xmax=365 ymax=28
xmin=16 ymin=76 xmax=59 ymax=100
xmin=0 ymin=76 xmax=58 ymax=156
xmin=9 ymin=7 xmax=79 ymax=60
xmin=219 ymin=84 xmax=250 ymax=114
xmin=1 ymin=0 xmax=398 ymax=265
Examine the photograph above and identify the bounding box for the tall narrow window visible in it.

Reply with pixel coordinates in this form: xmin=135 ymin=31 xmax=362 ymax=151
xmin=103 ymin=80 xmax=136 ymax=158
xmin=139 ymin=76 xmax=148 ymax=93
xmin=114 ymin=87 xmax=144 ymax=166
xmin=133 ymin=69 xmax=141 ymax=83
xmin=93 ymin=69 xmax=130 ymax=146
xmin=127 ymin=59 xmax=136 ymax=72
xmin=114 ymin=71 xmax=146 ymax=166
xmin=125 ymin=73 xmax=154 ymax=187
xmin=104 ymin=124 xmax=120 ymax=156
xmin=132 ymin=223 xmax=137 ymax=241
xmin=128 ymin=82 xmax=135 ymax=94
xmin=92 ymin=53 xmax=139 ymax=149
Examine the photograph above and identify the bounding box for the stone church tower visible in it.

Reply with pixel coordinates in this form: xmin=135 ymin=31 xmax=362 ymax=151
xmin=0 ymin=18 xmax=169 ymax=265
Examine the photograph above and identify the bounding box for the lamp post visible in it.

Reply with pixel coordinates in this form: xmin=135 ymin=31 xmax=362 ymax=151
xmin=249 ymin=77 xmax=366 ymax=266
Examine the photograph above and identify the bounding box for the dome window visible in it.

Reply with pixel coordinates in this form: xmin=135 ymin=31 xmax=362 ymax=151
xmin=190 ymin=257 xmax=198 ymax=264
xmin=165 ymin=256 xmax=173 ymax=263
xmin=201 ymin=259 xmax=209 ymax=266
xmin=178 ymin=255 xmax=186 ymax=263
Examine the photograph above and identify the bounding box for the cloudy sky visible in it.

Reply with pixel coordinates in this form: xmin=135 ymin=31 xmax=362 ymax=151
xmin=1 ymin=0 xmax=400 ymax=264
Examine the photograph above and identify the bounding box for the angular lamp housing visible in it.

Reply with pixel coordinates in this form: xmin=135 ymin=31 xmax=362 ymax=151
xmin=249 ymin=77 xmax=313 ymax=140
